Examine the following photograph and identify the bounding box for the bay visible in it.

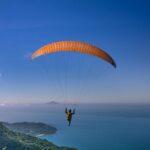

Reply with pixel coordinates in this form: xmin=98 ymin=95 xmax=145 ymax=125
xmin=0 ymin=103 xmax=150 ymax=150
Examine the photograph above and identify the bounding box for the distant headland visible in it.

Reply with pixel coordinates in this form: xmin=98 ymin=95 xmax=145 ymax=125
xmin=2 ymin=122 xmax=57 ymax=136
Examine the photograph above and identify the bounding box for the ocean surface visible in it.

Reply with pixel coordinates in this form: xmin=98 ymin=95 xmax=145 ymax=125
xmin=0 ymin=103 xmax=150 ymax=150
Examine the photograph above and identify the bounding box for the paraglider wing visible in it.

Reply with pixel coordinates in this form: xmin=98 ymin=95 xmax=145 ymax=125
xmin=31 ymin=41 xmax=116 ymax=68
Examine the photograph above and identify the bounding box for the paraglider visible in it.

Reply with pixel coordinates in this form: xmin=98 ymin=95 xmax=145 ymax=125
xmin=31 ymin=41 xmax=116 ymax=68
xmin=31 ymin=40 xmax=117 ymax=126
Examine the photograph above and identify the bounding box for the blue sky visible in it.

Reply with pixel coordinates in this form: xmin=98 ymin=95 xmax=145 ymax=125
xmin=0 ymin=0 xmax=150 ymax=104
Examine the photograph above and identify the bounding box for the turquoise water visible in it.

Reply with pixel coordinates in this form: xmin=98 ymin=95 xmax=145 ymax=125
xmin=0 ymin=104 xmax=150 ymax=150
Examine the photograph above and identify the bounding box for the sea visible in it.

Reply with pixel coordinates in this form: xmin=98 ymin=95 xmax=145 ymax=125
xmin=0 ymin=103 xmax=150 ymax=150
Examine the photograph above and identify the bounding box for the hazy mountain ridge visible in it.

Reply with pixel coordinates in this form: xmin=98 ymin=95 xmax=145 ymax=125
xmin=2 ymin=122 xmax=57 ymax=136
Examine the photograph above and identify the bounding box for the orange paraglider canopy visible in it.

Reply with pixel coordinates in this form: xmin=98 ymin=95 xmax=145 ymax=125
xmin=31 ymin=41 xmax=116 ymax=68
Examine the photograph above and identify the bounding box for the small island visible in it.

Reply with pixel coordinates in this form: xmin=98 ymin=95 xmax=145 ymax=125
xmin=45 ymin=101 xmax=60 ymax=105
xmin=3 ymin=122 xmax=57 ymax=136
xmin=0 ymin=122 xmax=77 ymax=150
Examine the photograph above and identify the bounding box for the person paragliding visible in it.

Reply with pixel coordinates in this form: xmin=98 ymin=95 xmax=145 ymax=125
xmin=65 ymin=108 xmax=75 ymax=126
xmin=31 ymin=40 xmax=117 ymax=127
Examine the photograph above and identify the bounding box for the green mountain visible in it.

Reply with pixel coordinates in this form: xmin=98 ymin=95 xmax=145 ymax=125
xmin=0 ymin=123 xmax=77 ymax=150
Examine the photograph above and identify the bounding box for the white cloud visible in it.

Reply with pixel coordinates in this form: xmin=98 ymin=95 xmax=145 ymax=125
xmin=0 ymin=103 xmax=6 ymax=107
